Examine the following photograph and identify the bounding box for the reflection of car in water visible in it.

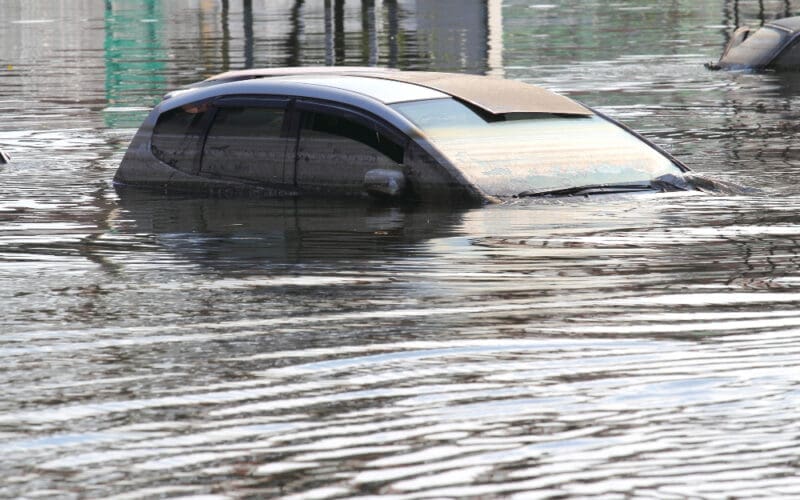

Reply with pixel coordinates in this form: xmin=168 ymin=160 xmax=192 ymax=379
xmin=709 ymin=16 xmax=800 ymax=71
xmin=115 ymin=67 xmax=703 ymax=205
xmin=114 ymin=191 xmax=467 ymax=265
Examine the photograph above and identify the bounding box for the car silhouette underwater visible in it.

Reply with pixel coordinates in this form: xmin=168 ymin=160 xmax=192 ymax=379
xmin=709 ymin=16 xmax=800 ymax=71
xmin=115 ymin=67 xmax=704 ymax=205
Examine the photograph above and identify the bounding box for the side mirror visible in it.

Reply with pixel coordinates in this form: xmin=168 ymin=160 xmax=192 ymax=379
xmin=364 ymin=168 xmax=407 ymax=198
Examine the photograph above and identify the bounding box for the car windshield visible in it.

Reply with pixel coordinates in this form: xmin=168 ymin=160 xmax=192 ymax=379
xmin=391 ymin=98 xmax=684 ymax=197
xmin=721 ymin=26 xmax=788 ymax=67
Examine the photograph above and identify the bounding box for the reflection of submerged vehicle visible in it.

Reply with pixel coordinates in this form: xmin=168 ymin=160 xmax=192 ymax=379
xmin=710 ymin=17 xmax=800 ymax=71
xmin=115 ymin=192 xmax=467 ymax=264
xmin=115 ymin=67 xmax=698 ymax=205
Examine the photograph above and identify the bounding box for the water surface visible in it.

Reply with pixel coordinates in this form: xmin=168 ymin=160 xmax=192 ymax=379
xmin=3 ymin=0 xmax=800 ymax=497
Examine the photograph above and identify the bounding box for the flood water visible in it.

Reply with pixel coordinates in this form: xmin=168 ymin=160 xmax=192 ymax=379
xmin=3 ymin=0 xmax=800 ymax=497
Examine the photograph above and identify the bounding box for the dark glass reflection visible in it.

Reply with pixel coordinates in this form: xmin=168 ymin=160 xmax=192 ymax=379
xmin=113 ymin=190 xmax=468 ymax=267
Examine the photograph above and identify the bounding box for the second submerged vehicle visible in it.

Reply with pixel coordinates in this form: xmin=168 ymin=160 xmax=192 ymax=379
xmin=710 ymin=16 xmax=800 ymax=71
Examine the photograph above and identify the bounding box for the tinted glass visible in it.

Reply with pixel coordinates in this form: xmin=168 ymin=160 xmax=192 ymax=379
xmin=721 ymin=27 xmax=788 ymax=67
xmin=206 ymin=106 xmax=285 ymax=138
xmin=302 ymin=111 xmax=404 ymax=164
xmin=393 ymin=98 xmax=683 ymax=196
xmin=295 ymin=110 xmax=404 ymax=193
xmin=151 ymin=105 xmax=207 ymax=172
xmin=201 ymin=106 xmax=287 ymax=184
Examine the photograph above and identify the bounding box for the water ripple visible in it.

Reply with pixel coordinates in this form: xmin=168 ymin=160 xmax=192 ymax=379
xmin=4 ymin=0 xmax=800 ymax=497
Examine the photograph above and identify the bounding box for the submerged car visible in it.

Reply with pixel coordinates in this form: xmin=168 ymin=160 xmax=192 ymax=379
xmin=709 ymin=16 xmax=800 ymax=71
xmin=115 ymin=67 xmax=697 ymax=204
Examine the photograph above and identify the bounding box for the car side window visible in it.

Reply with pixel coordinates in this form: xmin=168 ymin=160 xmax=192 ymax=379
xmin=206 ymin=106 xmax=285 ymax=139
xmin=200 ymin=105 xmax=288 ymax=184
xmin=151 ymin=104 xmax=208 ymax=172
xmin=294 ymin=108 xmax=405 ymax=194
xmin=301 ymin=111 xmax=404 ymax=164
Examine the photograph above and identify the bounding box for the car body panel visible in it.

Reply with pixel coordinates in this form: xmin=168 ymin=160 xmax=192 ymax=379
xmin=713 ymin=16 xmax=800 ymax=71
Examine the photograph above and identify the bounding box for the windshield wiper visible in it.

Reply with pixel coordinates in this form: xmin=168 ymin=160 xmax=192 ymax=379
xmin=517 ymin=183 xmax=653 ymax=198
xmin=517 ymin=174 xmax=692 ymax=198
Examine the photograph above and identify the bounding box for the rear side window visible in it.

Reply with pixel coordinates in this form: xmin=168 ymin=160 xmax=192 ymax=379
xmin=151 ymin=104 xmax=207 ymax=172
xmin=302 ymin=111 xmax=404 ymax=164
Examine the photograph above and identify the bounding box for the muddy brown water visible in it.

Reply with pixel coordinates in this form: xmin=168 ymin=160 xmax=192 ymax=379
xmin=3 ymin=1 xmax=800 ymax=497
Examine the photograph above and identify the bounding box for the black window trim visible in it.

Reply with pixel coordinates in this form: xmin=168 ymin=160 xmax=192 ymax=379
xmin=212 ymin=96 xmax=290 ymax=108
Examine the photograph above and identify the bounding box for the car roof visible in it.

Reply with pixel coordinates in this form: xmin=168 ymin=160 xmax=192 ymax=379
xmin=264 ymin=75 xmax=448 ymax=104
xmin=768 ymin=16 xmax=800 ymax=33
xmin=196 ymin=67 xmax=591 ymax=117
